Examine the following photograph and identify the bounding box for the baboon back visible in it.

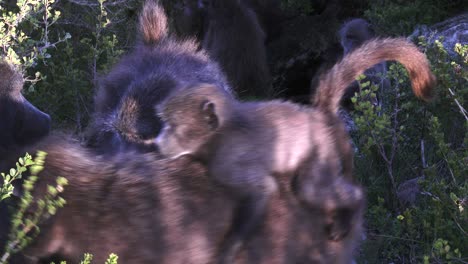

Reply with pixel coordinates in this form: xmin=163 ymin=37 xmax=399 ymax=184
xmin=15 ymin=134 xmax=363 ymax=263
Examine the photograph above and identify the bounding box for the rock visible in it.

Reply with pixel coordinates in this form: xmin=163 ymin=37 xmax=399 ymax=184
xmin=409 ymin=13 xmax=468 ymax=56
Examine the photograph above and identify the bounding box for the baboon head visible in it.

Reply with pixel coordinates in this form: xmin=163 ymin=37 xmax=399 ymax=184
xmin=339 ymin=18 xmax=375 ymax=54
xmin=0 ymin=61 xmax=50 ymax=161
xmin=156 ymin=84 xmax=233 ymax=158
xmin=86 ymin=1 xmax=232 ymax=154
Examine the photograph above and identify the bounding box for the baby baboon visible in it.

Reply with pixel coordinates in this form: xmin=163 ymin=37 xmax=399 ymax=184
xmin=198 ymin=0 xmax=272 ymax=99
xmin=85 ymin=0 xmax=232 ymax=154
xmin=11 ymin=134 xmax=365 ymax=264
xmin=339 ymin=18 xmax=391 ymax=110
xmin=156 ymin=38 xmax=435 ymax=263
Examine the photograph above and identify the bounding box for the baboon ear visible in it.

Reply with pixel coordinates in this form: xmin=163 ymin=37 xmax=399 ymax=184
xmin=201 ymin=101 xmax=219 ymax=130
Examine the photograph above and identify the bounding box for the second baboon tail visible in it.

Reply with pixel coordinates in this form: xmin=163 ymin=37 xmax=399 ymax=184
xmin=313 ymin=38 xmax=436 ymax=113
xmin=138 ymin=0 xmax=168 ymax=45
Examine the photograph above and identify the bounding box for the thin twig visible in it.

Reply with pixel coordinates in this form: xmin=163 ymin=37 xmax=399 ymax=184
xmin=448 ymin=88 xmax=468 ymax=121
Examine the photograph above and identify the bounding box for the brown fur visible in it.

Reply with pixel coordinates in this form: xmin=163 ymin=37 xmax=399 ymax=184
xmin=200 ymin=0 xmax=272 ymax=98
xmin=138 ymin=1 xmax=168 ymax=45
xmin=155 ymin=84 xmax=364 ymax=263
xmin=155 ymin=37 xmax=436 ymax=263
xmin=12 ymin=134 xmax=363 ymax=264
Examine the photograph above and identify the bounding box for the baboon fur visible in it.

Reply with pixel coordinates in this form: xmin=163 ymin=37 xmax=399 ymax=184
xmin=85 ymin=1 xmax=232 ymax=154
xmin=338 ymin=18 xmax=391 ymax=110
xmin=156 ymin=37 xmax=435 ymax=262
xmin=0 ymin=61 xmax=51 ymax=170
xmin=199 ymin=0 xmax=272 ymax=98
xmin=313 ymin=38 xmax=434 ymax=112
xmin=9 ymin=134 xmax=363 ymax=264
xmin=0 ymin=61 xmax=50 ymax=263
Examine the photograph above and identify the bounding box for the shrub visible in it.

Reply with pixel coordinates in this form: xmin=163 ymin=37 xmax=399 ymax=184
xmin=0 ymin=0 xmax=69 ymax=85
xmin=1 ymin=151 xmax=68 ymax=264
xmin=353 ymin=39 xmax=467 ymax=263
xmin=364 ymin=0 xmax=464 ymax=36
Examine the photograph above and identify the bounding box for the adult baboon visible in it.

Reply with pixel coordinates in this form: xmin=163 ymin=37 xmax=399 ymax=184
xmin=8 ymin=134 xmax=364 ymax=264
xmin=241 ymin=0 xmax=283 ymax=43
xmin=0 ymin=61 xmax=51 ymax=264
xmin=339 ymin=18 xmax=391 ymax=110
xmin=198 ymin=0 xmax=272 ymax=98
xmin=85 ymin=1 xmax=232 ymax=154
xmin=155 ymin=38 xmax=435 ymax=262
xmin=175 ymin=0 xmax=282 ymax=44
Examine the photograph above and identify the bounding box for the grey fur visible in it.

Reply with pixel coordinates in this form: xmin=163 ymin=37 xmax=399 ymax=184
xmin=85 ymin=1 xmax=233 ymax=154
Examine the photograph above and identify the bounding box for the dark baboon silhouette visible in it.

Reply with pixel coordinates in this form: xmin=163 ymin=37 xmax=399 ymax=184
xmin=0 ymin=61 xmax=51 ymax=169
xmin=240 ymin=0 xmax=283 ymax=43
xmin=174 ymin=0 xmax=205 ymax=39
xmin=198 ymin=0 xmax=272 ymax=99
xmin=85 ymin=1 xmax=233 ymax=154
xmin=8 ymin=134 xmax=364 ymax=264
xmin=175 ymin=0 xmax=282 ymax=44
xmin=338 ymin=18 xmax=391 ymax=110
xmin=0 ymin=61 xmax=51 ymax=264
xmin=155 ymin=38 xmax=435 ymax=262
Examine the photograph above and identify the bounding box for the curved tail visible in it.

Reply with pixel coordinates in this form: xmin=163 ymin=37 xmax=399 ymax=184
xmin=313 ymin=38 xmax=436 ymax=113
xmin=138 ymin=0 xmax=168 ymax=45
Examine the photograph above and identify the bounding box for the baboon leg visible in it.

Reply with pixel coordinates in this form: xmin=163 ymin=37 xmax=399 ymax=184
xmin=218 ymin=193 xmax=271 ymax=264
xmin=217 ymin=176 xmax=277 ymax=264
xmin=324 ymin=204 xmax=360 ymax=241
xmin=298 ymin=176 xmax=364 ymax=241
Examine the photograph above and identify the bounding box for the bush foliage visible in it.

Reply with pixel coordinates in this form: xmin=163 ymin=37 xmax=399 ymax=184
xmin=352 ymin=40 xmax=467 ymax=263
xmin=0 ymin=152 xmax=67 ymax=264
xmin=0 ymin=0 xmax=466 ymax=263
